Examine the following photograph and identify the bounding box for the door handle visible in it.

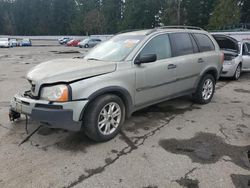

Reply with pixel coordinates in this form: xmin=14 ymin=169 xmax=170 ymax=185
xmin=168 ymin=64 xmax=177 ymax=69
xmin=198 ymin=58 xmax=204 ymax=63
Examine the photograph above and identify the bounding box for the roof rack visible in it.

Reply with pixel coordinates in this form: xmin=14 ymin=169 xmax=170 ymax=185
xmin=157 ymin=26 xmax=203 ymax=30
xmin=117 ymin=28 xmax=146 ymax=34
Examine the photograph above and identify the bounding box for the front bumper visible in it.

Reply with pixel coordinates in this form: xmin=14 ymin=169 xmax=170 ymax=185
xmin=10 ymin=91 xmax=88 ymax=131
xmin=220 ymin=62 xmax=238 ymax=78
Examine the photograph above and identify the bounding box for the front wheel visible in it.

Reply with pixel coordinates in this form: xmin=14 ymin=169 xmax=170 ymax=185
xmin=83 ymin=94 xmax=125 ymax=142
xmin=233 ymin=64 xmax=241 ymax=80
xmin=193 ymin=74 xmax=215 ymax=104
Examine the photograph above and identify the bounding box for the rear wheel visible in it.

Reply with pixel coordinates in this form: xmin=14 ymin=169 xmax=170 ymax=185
xmin=233 ymin=64 xmax=241 ymax=80
xmin=84 ymin=44 xmax=89 ymax=48
xmin=193 ymin=74 xmax=215 ymax=104
xmin=83 ymin=94 xmax=125 ymax=142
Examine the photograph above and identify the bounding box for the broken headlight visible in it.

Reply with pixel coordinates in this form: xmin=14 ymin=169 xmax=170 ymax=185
xmin=40 ymin=85 xmax=69 ymax=102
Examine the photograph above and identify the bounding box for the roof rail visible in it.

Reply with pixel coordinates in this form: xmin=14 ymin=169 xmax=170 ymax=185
xmin=157 ymin=26 xmax=203 ymax=30
xmin=116 ymin=29 xmax=146 ymax=34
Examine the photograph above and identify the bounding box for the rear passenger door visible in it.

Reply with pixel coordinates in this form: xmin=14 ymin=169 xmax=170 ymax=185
xmin=169 ymin=33 xmax=202 ymax=94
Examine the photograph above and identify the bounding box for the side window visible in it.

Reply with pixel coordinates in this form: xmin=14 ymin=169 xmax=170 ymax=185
xmin=243 ymin=44 xmax=248 ymax=54
xmin=140 ymin=34 xmax=172 ymax=60
xmin=246 ymin=43 xmax=250 ymax=52
xmin=170 ymin=33 xmax=194 ymax=56
xmin=194 ymin=33 xmax=215 ymax=52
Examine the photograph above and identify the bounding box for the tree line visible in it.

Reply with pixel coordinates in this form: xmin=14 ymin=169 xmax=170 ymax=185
xmin=0 ymin=0 xmax=249 ymax=35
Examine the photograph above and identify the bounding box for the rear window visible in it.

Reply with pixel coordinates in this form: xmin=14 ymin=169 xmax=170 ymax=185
xmin=194 ymin=33 xmax=215 ymax=52
xmin=170 ymin=33 xmax=194 ymax=57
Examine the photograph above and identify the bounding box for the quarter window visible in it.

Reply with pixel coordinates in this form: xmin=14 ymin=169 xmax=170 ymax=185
xmin=194 ymin=33 xmax=215 ymax=52
xmin=140 ymin=34 xmax=172 ymax=60
xmin=170 ymin=33 xmax=194 ymax=56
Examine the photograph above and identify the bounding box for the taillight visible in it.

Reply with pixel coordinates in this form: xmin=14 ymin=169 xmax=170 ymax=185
xmin=220 ymin=52 xmax=224 ymax=64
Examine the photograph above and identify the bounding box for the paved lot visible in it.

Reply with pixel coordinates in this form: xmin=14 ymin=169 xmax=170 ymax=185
xmin=0 ymin=42 xmax=249 ymax=188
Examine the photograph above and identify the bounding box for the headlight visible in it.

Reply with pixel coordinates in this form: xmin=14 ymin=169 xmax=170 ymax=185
xmin=40 ymin=85 xmax=69 ymax=102
xmin=224 ymin=61 xmax=234 ymax=65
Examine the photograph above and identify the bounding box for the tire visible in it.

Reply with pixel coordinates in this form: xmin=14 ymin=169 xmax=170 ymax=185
xmin=83 ymin=94 xmax=125 ymax=142
xmin=84 ymin=44 xmax=89 ymax=48
xmin=193 ymin=74 xmax=215 ymax=104
xmin=233 ymin=64 xmax=241 ymax=80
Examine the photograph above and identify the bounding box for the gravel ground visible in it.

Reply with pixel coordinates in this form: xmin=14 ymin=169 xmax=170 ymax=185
xmin=0 ymin=42 xmax=249 ymax=188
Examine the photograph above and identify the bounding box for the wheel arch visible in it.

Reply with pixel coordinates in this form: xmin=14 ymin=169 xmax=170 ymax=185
xmin=79 ymin=86 xmax=133 ymax=121
xmin=194 ymin=67 xmax=219 ymax=92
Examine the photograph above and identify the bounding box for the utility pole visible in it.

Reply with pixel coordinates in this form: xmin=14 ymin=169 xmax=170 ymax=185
xmin=177 ymin=0 xmax=182 ymax=25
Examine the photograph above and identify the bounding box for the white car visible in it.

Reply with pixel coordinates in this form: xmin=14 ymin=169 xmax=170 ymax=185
xmin=10 ymin=39 xmax=18 ymax=47
xmin=213 ymin=34 xmax=250 ymax=80
xmin=0 ymin=38 xmax=10 ymax=48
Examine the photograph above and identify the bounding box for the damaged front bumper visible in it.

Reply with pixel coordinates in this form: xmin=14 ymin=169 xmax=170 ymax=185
xmin=9 ymin=91 xmax=88 ymax=131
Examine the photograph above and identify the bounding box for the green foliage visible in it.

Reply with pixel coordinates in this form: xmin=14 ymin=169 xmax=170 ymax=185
xmin=120 ymin=0 xmax=162 ymax=30
xmin=0 ymin=0 xmax=248 ymax=35
xmin=240 ymin=0 xmax=250 ymax=23
xmin=208 ymin=0 xmax=241 ymax=30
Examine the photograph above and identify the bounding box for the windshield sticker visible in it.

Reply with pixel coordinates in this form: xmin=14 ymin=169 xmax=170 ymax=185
xmin=124 ymin=39 xmax=140 ymax=48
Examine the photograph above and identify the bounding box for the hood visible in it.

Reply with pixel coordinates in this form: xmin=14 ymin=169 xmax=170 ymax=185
xmin=212 ymin=34 xmax=239 ymax=53
xmin=27 ymin=58 xmax=117 ymax=84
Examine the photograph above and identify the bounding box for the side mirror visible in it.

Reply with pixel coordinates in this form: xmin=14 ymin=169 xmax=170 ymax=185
xmin=135 ymin=54 xmax=157 ymax=65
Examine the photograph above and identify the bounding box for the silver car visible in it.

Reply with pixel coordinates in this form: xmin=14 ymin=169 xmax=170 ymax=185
xmin=78 ymin=38 xmax=102 ymax=48
xmin=213 ymin=34 xmax=250 ymax=80
xmin=9 ymin=26 xmax=222 ymax=142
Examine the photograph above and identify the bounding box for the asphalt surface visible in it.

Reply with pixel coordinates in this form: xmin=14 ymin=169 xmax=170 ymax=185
xmin=0 ymin=41 xmax=249 ymax=188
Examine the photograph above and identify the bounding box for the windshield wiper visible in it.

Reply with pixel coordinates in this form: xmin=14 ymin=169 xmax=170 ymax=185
xmin=87 ymin=58 xmax=101 ymax=61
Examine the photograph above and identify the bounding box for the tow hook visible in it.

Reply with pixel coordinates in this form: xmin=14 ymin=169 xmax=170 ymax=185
xmin=9 ymin=110 xmax=21 ymax=122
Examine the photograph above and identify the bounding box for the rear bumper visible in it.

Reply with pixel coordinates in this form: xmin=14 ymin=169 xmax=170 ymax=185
xmin=10 ymin=92 xmax=88 ymax=131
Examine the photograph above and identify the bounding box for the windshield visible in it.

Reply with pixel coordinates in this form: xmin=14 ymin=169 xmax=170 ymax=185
xmin=84 ymin=34 xmax=145 ymax=62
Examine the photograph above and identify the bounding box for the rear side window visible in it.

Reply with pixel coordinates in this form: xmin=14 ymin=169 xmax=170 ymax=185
xmin=194 ymin=33 xmax=215 ymax=52
xmin=170 ymin=33 xmax=194 ymax=56
xmin=140 ymin=34 xmax=172 ymax=60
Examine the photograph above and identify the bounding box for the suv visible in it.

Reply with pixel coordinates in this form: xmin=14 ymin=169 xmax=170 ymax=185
xmin=9 ymin=26 xmax=223 ymax=142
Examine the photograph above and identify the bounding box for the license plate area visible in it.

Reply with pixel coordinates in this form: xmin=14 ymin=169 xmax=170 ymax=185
xmin=15 ymin=102 xmax=22 ymax=113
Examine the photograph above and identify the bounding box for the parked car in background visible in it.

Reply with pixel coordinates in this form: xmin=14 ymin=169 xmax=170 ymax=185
xmin=213 ymin=34 xmax=250 ymax=80
xmin=10 ymin=26 xmax=223 ymax=142
xmin=0 ymin=38 xmax=10 ymax=48
xmin=20 ymin=38 xmax=32 ymax=47
xmin=78 ymin=38 xmax=102 ymax=48
xmin=58 ymin=37 xmax=71 ymax=45
xmin=66 ymin=39 xmax=80 ymax=47
xmin=10 ymin=39 xmax=19 ymax=47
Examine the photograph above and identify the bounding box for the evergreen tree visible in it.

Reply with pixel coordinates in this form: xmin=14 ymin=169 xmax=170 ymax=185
xmin=121 ymin=0 xmax=162 ymax=30
xmin=208 ymin=0 xmax=241 ymax=30
xmin=240 ymin=0 xmax=250 ymax=23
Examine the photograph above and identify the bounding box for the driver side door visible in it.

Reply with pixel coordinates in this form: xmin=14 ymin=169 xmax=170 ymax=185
xmin=134 ymin=34 xmax=177 ymax=107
